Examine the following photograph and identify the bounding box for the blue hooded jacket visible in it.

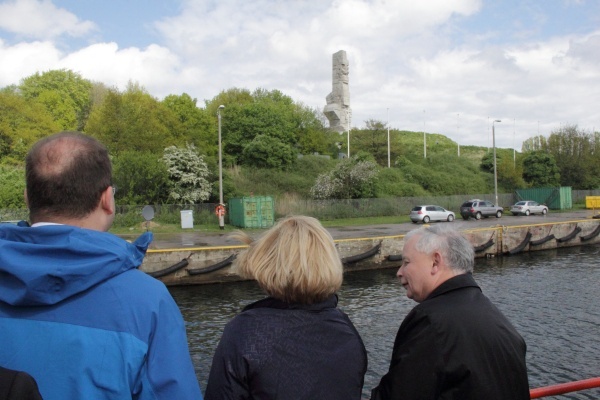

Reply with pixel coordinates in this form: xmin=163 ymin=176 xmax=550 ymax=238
xmin=0 ymin=224 xmax=203 ymax=400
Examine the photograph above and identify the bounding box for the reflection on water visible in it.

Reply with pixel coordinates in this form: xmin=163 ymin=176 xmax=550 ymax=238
xmin=170 ymin=244 xmax=600 ymax=399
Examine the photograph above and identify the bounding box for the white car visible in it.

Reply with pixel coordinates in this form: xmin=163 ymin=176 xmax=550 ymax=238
xmin=410 ymin=205 xmax=455 ymax=223
xmin=510 ymin=201 xmax=548 ymax=216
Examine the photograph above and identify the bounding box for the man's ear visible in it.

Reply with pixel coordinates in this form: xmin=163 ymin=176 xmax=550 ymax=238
xmin=431 ymin=251 xmax=443 ymax=274
xmin=100 ymin=186 xmax=115 ymax=215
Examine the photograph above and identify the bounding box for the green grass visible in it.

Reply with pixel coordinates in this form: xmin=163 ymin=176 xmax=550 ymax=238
xmin=109 ymin=214 xmax=413 ymax=236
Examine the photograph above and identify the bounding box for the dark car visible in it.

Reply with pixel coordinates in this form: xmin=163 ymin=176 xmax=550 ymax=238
xmin=460 ymin=199 xmax=503 ymax=220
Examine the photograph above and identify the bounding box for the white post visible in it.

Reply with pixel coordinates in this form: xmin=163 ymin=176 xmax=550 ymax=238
xmin=217 ymin=105 xmax=225 ymax=230
xmin=347 ymin=109 xmax=351 ymax=158
xmin=493 ymin=119 xmax=501 ymax=206
xmin=387 ymin=108 xmax=390 ymax=168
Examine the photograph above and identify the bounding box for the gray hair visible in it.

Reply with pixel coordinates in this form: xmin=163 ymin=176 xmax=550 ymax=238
xmin=404 ymin=224 xmax=474 ymax=273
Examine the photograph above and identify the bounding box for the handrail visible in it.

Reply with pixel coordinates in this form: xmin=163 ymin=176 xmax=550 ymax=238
xmin=530 ymin=377 xmax=600 ymax=398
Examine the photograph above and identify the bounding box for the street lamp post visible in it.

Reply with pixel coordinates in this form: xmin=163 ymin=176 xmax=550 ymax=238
xmin=387 ymin=108 xmax=390 ymax=168
xmin=492 ymin=119 xmax=501 ymax=206
xmin=423 ymin=110 xmax=426 ymax=159
xmin=457 ymin=113 xmax=460 ymax=157
xmin=347 ymin=109 xmax=351 ymax=158
xmin=217 ymin=105 xmax=225 ymax=230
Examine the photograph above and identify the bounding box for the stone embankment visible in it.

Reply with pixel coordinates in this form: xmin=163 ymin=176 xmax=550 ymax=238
xmin=139 ymin=210 xmax=600 ymax=286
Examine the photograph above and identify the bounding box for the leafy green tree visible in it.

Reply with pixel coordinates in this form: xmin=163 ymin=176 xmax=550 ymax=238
xmin=293 ymin=104 xmax=331 ymax=156
xmin=497 ymin=155 xmax=526 ymax=191
xmin=86 ymin=83 xmax=181 ymax=154
xmin=352 ymin=119 xmax=388 ymax=166
xmin=216 ymin=89 xmax=299 ymax=165
xmin=19 ymin=69 xmax=93 ymax=130
xmin=162 ymin=144 xmax=211 ymax=204
xmin=522 ymin=151 xmax=560 ymax=187
xmin=162 ymin=93 xmax=215 ymax=153
xmin=310 ymin=153 xmax=379 ymax=199
xmin=0 ymin=91 xmax=60 ymax=164
xmin=0 ymin=165 xmax=26 ymax=208
xmin=112 ymin=151 xmax=169 ymax=205
xmin=543 ymin=125 xmax=599 ymax=189
xmin=241 ymin=135 xmax=296 ymax=169
xmin=480 ymin=151 xmax=495 ymax=173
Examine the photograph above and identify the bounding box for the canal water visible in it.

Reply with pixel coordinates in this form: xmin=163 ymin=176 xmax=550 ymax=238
xmin=170 ymin=243 xmax=600 ymax=399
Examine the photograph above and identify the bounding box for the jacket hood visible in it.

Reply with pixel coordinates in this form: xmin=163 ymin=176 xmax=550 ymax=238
xmin=0 ymin=224 xmax=152 ymax=306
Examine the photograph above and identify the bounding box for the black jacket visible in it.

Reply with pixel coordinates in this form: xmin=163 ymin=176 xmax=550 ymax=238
xmin=371 ymin=273 xmax=529 ymax=400
xmin=205 ymin=295 xmax=367 ymax=400
xmin=0 ymin=367 xmax=43 ymax=400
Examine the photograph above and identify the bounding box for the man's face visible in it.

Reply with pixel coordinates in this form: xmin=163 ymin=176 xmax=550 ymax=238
xmin=396 ymin=235 xmax=435 ymax=303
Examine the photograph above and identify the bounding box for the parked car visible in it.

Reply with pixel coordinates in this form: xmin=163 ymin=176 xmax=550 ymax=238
xmin=510 ymin=200 xmax=548 ymax=216
xmin=410 ymin=205 xmax=455 ymax=223
xmin=460 ymin=199 xmax=503 ymax=220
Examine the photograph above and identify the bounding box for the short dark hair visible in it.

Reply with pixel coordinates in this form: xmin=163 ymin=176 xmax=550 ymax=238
xmin=26 ymin=132 xmax=112 ymax=222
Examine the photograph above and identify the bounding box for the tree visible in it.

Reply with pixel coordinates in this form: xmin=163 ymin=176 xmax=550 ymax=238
xmin=162 ymin=144 xmax=212 ymax=204
xmin=241 ymin=135 xmax=296 ymax=169
xmin=0 ymin=91 xmax=60 ymax=164
xmin=0 ymin=165 xmax=26 ymax=208
xmin=86 ymin=83 xmax=182 ymax=154
xmin=112 ymin=151 xmax=169 ymax=205
xmin=353 ymin=119 xmax=388 ymax=166
xmin=19 ymin=69 xmax=93 ymax=130
xmin=162 ymin=93 xmax=215 ymax=154
xmin=543 ymin=125 xmax=600 ymax=189
xmin=522 ymin=151 xmax=560 ymax=187
xmin=310 ymin=153 xmax=379 ymax=199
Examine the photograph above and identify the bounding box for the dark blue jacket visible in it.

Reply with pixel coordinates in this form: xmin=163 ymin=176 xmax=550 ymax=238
xmin=0 ymin=224 xmax=202 ymax=400
xmin=205 ymin=295 xmax=367 ymax=400
xmin=371 ymin=273 xmax=529 ymax=400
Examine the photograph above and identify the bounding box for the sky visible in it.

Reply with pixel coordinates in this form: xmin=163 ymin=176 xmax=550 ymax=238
xmin=1 ymin=0 xmax=599 ymax=150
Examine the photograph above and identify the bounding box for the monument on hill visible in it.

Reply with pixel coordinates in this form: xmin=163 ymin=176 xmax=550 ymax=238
xmin=324 ymin=50 xmax=351 ymax=133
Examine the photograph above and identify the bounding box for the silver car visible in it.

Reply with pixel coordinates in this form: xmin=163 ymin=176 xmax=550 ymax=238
xmin=510 ymin=201 xmax=548 ymax=216
xmin=410 ymin=205 xmax=455 ymax=224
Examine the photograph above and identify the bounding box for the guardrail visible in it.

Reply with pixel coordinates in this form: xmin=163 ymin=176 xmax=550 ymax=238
xmin=530 ymin=377 xmax=600 ymax=398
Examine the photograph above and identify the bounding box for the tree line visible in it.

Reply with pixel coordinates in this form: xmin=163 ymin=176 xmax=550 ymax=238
xmin=1 ymin=69 xmax=598 ymax=209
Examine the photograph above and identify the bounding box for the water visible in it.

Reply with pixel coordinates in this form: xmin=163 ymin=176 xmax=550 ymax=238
xmin=170 ymin=244 xmax=600 ymax=399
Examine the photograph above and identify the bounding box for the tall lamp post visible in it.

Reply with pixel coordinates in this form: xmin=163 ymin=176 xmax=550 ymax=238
xmin=217 ymin=105 xmax=225 ymax=230
xmin=457 ymin=113 xmax=460 ymax=157
xmin=387 ymin=108 xmax=390 ymax=168
xmin=347 ymin=109 xmax=351 ymax=158
xmin=492 ymin=119 xmax=501 ymax=206
xmin=423 ymin=110 xmax=426 ymax=159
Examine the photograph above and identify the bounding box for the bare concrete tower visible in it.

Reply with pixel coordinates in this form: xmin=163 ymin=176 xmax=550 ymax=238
xmin=324 ymin=50 xmax=350 ymax=133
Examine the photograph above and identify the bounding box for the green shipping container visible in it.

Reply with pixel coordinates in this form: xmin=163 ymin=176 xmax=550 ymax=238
xmin=228 ymin=196 xmax=275 ymax=228
xmin=515 ymin=187 xmax=572 ymax=210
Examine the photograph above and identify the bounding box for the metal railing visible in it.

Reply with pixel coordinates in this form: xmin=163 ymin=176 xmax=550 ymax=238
xmin=530 ymin=377 xmax=600 ymax=398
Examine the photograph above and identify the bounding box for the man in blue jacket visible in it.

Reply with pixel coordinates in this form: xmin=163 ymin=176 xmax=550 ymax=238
xmin=371 ymin=224 xmax=529 ymax=400
xmin=0 ymin=132 xmax=203 ymax=400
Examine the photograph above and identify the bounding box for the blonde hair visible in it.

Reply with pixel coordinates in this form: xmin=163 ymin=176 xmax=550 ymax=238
xmin=231 ymin=215 xmax=343 ymax=304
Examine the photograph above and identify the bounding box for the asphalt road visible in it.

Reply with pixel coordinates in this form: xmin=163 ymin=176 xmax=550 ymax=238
xmin=145 ymin=209 xmax=598 ymax=250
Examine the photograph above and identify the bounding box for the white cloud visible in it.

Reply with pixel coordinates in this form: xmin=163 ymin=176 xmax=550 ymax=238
xmin=0 ymin=0 xmax=95 ymax=39
xmin=0 ymin=0 xmax=598 ymax=149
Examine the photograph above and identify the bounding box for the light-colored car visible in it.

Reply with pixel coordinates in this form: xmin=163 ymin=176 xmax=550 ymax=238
xmin=510 ymin=200 xmax=548 ymax=216
xmin=410 ymin=205 xmax=455 ymax=224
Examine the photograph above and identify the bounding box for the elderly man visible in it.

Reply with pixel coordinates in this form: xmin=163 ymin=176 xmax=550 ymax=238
xmin=371 ymin=224 xmax=529 ymax=400
xmin=0 ymin=132 xmax=202 ymax=400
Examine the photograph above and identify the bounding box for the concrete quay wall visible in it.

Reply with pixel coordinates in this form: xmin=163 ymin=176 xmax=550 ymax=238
xmin=141 ymin=218 xmax=600 ymax=286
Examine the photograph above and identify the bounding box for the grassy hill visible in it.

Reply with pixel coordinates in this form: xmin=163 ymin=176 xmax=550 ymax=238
xmin=227 ymin=129 xmax=518 ymax=200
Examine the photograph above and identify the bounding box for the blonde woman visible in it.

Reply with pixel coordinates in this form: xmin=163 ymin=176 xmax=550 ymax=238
xmin=205 ymin=215 xmax=367 ymax=400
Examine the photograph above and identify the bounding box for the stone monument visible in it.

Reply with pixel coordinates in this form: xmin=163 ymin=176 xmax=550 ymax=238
xmin=324 ymin=50 xmax=351 ymax=133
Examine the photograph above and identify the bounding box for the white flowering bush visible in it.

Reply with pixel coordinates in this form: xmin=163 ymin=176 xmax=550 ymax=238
xmin=162 ymin=144 xmax=211 ymax=204
xmin=310 ymin=157 xmax=379 ymax=199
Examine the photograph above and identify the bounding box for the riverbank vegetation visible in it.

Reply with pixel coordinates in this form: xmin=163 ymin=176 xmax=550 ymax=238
xmin=2 ymin=69 xmax=599 ymax=218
